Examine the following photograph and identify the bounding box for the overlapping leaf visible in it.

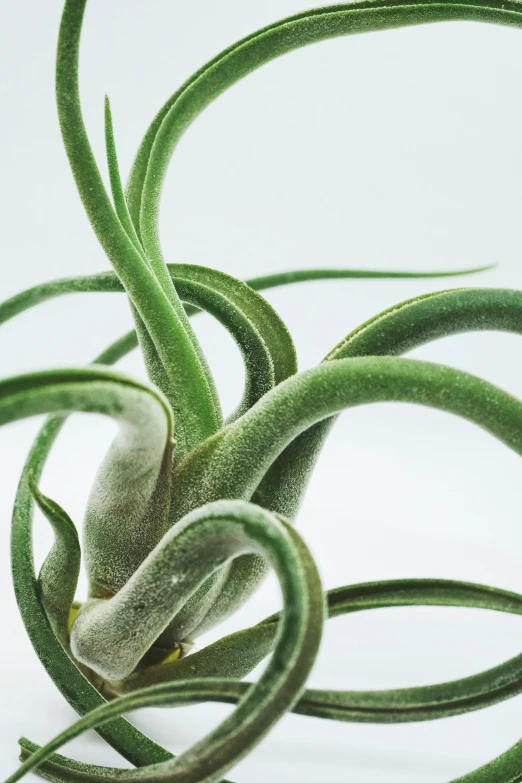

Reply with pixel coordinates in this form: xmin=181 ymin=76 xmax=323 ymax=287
xmin=6 ymin=1 xmax=522 ymax=782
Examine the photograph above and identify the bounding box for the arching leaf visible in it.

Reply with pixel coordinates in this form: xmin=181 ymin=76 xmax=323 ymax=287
xmin=257 ymin=288 xmax=522 ymax=519
xmin=7 ymin=505 xmax=324 ymax=783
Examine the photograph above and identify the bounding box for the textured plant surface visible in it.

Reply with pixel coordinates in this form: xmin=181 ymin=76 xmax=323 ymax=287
xmin=5 ymin=1 xmax=522 ymax=781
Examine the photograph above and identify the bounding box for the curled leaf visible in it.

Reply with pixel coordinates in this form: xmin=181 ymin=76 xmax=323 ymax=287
xmin=257 ymin=287 xmax=522 ymax=518
xmin=29 ymin=472 xmax=80 ymax=647
xmin=9 ymin=505 xmax=324 ymax=783
xmin=12 ymin=363 xmax=173 ymax=767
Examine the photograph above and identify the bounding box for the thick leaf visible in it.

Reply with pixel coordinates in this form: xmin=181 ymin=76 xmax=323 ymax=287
xmin=173 ymin=266 xmax=297 ymax=420
xmin=164 ymin=351 xmax=522 ymax=640
xmin=184 ymin=355 xmax=522 ymax=505
xmin=5 ymin=368 xmax=172 ymax=600
xmin=11 ymin=349 xmax=174 ymax=767
xmin=7 ymin=331 xmax=278 ymax=772
xmin=1 ymin=268 xmax=495 ymax=426
xmin=257 ymin=287 xmax=522 ymax=518
xmin=117 ymin=577 xmax=522 ymax=683
xmin=115 ymin=578 xmax=522 ymax=723
xmin=11 ymin=578 xmax=522 ymax=782
xmin=9 ymin=330 xmax=522 ymax=772
xmin=16 ymin=578 xmax=522 ymax=781
xmin=71 ymin=502 xmax=322 ymax=682
xmin=8 ymin=505 xmax=324 ymax=783
xmin=4 ymin=367 xmax=172 ymax=772
xmin=12 ymin=1 xmax=522 ymax=780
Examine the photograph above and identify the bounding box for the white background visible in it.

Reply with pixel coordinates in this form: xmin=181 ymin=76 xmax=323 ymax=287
xmin=2 ymin=1 xmax=522 ymax=780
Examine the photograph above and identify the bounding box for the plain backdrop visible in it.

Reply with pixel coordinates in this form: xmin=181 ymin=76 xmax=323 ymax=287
xmin=2 ymin=1 xmax=522 ymax=781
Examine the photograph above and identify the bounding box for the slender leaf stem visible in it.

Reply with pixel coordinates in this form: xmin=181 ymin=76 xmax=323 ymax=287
xmin=57 ymin=0 xmax=220 ymax=458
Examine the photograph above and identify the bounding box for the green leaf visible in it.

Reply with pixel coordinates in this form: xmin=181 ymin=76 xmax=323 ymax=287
xmin=16 ymin=576 xmax=522 ymax=781
xmin=4 ymin=368 xmax=173 ymax=768
xmin=8 ymin=506 xmax=324 ymax=783
xmin=246 ymin=265 xmax=495 ymax=288
xmin=174 ymin=265 xmax=297 ymax=420
xmin=119 ymin=576 xmax=522 ymax=681
xmin=70 ymin=501 xmax=322 ymax=683
xmin=104 ymin=93 xmax=178 ymax=415
xmin=4 ymin=368 xmax=173 ymax=600
xmin=0 ymin=264 xmax=297 ymax=419
xmin=11 ymin=360 xmax=173 ymax=767
xmin=28 ymin=472 xmax=80 ymax=647
xmin=103 ymin=96 xmax=144 ymax=258
xmin=130 ymin=0 xmax=522 ymax=265
xmin=1 ymin=268 xmax=495 ymax=422
xmin=296 ymin=580 xmax=522 ymax=723
xmin=11 ymin=359 xmax=520 ymax=776
xmin=0 ymin=266 xmax=492 ymax=334
xmin=13 ymin=576 xmax=522 ymax=782
xmin=117 ymin=578 xmax=522 ymax=723
xmin=256 ymin=287 xmax=522 ymax=519
xmin=12 ymin=2 xmax=522 ymax=780
xmin=7 ymin=329 xmax=279 ymax=772
xmin=172 ymin=354 xmax=522 ymax=516
xmin=57 ymin=0 xmax=221 ymax=459
xmin=163 ymin=350 xmax=522 ymax=642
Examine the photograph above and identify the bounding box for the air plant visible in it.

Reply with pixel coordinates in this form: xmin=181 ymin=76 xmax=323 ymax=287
xmin=4 ymin=0 xmax=522 ymax=781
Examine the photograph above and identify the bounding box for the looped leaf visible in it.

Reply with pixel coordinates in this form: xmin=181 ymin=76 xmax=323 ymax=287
xmin=132 ymin=0 xmax=522 ymax=264
xmin=7 ymin=504 xmax=324 ymax=783
xmin=116 ymin=578 xmax=522 ymax=709
xmin=0 ymin=265 xmax=297 ymax=419
xmin=12 ymin=354 xmax=173 ymax=766
xmin=2 ymin=368 xmax=173 ymax=600
xmin=175 ymin=265 xmax=297 ymax=420
xmin=166 ymin=354 xmax=522 ymax=636
xmin=112 ymin=578 xmax=522 ymax=728
xmin=4 ymin=268 xmax=489 ymax=423
xmin=10 ymin=1 xmax=522 ymax=781
xmin=72 ymin=501 xmax=310 ymax=681
xmin=15 ymin=577 xmax=522 ymax=782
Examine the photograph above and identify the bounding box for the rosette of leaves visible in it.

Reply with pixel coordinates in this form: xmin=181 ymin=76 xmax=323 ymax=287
xmin=5 ymin=1 xmax=522 ymax=782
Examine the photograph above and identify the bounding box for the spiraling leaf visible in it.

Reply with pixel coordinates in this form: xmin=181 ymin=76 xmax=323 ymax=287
xmin=0 ymin=265 xmax=297 ymax=419
xmin=12 ymin=369 xmax=173 ymax=767
xmin=132 ymin=0 xmax=522 ymax=266
xmin=116 ymin=578 xmax=522 ymax=704
xmin=11 ymin=577 xmax=522 ymax=782
xmin=9 ymin=2 xmax=522 ymax=782
xmin=8 ymin=505 xmax=324 ymax=783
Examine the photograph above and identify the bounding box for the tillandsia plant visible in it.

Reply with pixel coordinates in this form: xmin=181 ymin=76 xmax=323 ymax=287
xmin=7 ymin=0 xmax=522 ymax=781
